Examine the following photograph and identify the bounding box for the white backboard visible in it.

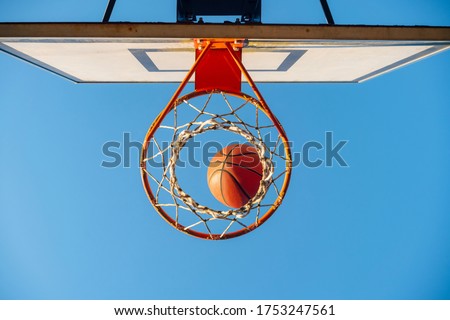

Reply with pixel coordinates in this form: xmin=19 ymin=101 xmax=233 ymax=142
xmin=1 ymin=23 xmax=449 ymax=83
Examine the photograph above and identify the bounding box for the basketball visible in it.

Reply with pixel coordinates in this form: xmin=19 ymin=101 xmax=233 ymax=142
xmin=207 ymin=144 xmax=263 ymax=208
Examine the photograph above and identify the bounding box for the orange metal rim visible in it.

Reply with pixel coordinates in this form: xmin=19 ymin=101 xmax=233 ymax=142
xmin=140 ymin=89 xmax=292 ymax=240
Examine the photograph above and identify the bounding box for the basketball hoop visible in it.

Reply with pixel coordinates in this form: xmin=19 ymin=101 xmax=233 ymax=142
xmin=140 ymin=40 xmax=292 ymax=239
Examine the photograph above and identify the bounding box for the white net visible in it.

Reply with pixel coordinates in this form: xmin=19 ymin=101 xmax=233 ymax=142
xmin=141 ymin=89 xmax=291 ymax=239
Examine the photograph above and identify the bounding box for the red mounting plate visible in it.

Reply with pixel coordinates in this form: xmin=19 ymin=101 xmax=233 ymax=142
xmin=194 ymin=39 xmax=245 ymax=93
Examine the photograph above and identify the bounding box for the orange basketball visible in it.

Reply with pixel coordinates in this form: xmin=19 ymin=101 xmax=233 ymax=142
xmin=207 ymin=144 xmax=263 ymax=208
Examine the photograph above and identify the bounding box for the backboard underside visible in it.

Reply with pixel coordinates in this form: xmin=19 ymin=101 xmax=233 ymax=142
xmin=1 ymin=23 xmax=449 ymax=83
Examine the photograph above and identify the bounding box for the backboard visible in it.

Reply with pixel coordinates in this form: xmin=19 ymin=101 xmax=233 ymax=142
xmin=1 ymin=23 xmax=449 ymax=83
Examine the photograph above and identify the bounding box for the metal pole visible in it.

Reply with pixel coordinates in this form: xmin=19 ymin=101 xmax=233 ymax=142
xmin=102 ymin=0 xmax=117 ymax=22
xmin=320 ymin=0 xmax=335 ymax=25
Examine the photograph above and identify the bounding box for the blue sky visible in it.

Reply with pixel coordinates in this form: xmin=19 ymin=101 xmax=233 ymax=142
xmin=0 ymin=0 xmax=449 ymax=299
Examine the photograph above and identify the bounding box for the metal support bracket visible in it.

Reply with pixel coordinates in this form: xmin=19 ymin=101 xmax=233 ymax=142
xmin=320 ymin=0 xmax=335 ymax=25
xmin=103 ymin=0 xmax=117 ymax=22
xmin=177 ymin=0 xmax=261 ymax=23
xmin=103 ymin=0 xmax=332 ymax=25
